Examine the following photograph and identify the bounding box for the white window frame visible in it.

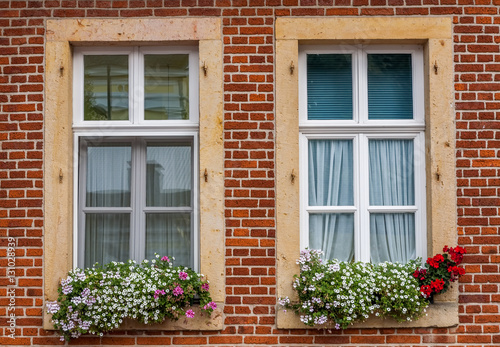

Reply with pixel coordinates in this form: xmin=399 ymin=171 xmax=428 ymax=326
xmin=299 ymin=44 xmax=426 ymax=262
xmin=72 ymin=46 xmax=200 ymax=270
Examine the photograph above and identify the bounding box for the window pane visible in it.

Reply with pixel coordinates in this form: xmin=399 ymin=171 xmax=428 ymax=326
xmin=84 ymin=55 xmax=129 ymax=121
xmin=308 ymin=139 xmax=353 ymax=206
xmin=146 ymin=142 xmax=192 ymax=207
xmin=369 ymin=139 xmax=414 ymax=206
xmin=86 ymin=143 xmax=131 ymax=207
xmin=370 ymin=213 xmax=415 ymax=263
xmin=309 ymin=213 xmax=354 ymax=262
xmin=85 ymin=213 xmax=130 ymax=267
xmin=144 ymin=54 xmax=189 ymax=120
xmin=307 ymin=54 xmax=353 ymax=120
xmin=368 ymin=54 xmax=413 ymax=120
xmin=145 ymin=213 xmax=191 ymax=267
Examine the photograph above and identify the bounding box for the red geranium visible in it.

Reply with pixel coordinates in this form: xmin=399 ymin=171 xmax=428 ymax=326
xmin=420 ymin=285 xmax=432 ymax=298
xmin=448 ymin=265 xmax=466 ymax=281
xmin=413 ymin=268 xmax=427 ymax=281
xmin=430 ymin=279 xmax=445 ymax=293
xmin=426 ymin=254 xmax=444 ymax=269
xmin=443 ymin=245 xmax=466 ymax=265
xmin=415 ymin=245 xmax=466 ymax=301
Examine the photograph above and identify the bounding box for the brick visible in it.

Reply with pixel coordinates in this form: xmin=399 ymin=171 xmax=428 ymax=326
xmin=208 ymin=336 xmax=243 ymax=344
xmin=244 ymin=336 xmax=278 ymax=344
xmin=387 ymin=335 xmax=421 ymax=343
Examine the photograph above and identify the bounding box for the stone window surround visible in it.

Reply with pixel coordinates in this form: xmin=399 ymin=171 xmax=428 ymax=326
xmin=275 ymin=17 xmax=457 ymax=329
xmin=44 ymin=18 xmax=224 ymax=330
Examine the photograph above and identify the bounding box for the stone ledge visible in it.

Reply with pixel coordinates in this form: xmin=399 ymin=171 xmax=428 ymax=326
xmin=277 ymin=302 xmax=458 ymax=329
xmin=44 ymin=304 xmax=224 ymax=331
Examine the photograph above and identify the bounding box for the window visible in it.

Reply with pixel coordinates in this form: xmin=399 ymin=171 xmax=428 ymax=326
xmin=299 ymin=45 xmax=426 ymax=263
xmin=73 ymin=47 xmax=200 ymax=269
xmin=276 ymin=16 xmax=456 ymax=329
xmin=45 ymin=18 xmax=224 ymax=330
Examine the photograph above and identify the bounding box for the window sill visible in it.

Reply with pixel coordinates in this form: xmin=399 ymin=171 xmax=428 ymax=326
xmin=43 ymin=304 xmax=224 ymax=331
xmin=277 ymin=301 xmax=458 ymax=329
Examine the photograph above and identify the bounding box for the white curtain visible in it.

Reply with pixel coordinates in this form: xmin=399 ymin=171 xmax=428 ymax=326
xmin=86 ymin=145 xmax=131 ymax=207
xmin=145 ymin=214 xmax=191 ymax=267
xmin=369 ymin=139 xmax=415 ymax=263
xmin=308 ymin=140 xmax=354 ymax=261
xmin=85 ymin=145 xmax=131 ymax=267
xmin=85 ymin=214 xmax=130 ymax=267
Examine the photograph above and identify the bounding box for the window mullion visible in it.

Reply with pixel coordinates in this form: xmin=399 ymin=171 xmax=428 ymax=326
xmin=415 ymin=132 xmax=427 ymax=260
xmin=131 ymin=138 xmax=146 ymax=261
xmin=192 ymin=134 xmax=199 ymax=271
xmin=358 ymin=134 xmax=370 ymax=262
xmin=77 ymin=138 xmax=87 ymax=268
xmin=134 ymin=47 xmax=144 ymax=124
xmin=357 ymin=47 xmax=367 ymax=124
xmin=299 ymin=134 xmax=309 ymax=251
xmin=412 ymin=47 xmax=425 ymax=123
xmin=73 ymin=51 xmax=84 ymax=124
xmin=352 ymin=49 xmax=364 ymax=124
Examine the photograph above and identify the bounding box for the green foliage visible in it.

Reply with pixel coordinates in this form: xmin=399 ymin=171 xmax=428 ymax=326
xmin=278 ymin=250 xmax=428 ymax=329
xmin=46 ymin=255 xmax=216 ymax=341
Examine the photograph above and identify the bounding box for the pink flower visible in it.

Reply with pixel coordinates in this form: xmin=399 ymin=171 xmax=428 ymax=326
xmin=185 ymin=309 xmax=195 ymax=318
xmin=161 ymin=256 xmax=170 ymax=262
xmin=153 ymin=289 xmax=165 ymax=299
xmin=173 ymin=286 xmax=184 ymax=296
xmin=179 ymin=271 xmax=188 ymax=280
xmin=201 ymin=283 xmax=210 ymax=291
xmin=203 ymin=301 xmax=217 ymax=310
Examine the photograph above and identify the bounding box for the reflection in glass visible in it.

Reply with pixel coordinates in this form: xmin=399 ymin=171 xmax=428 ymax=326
xmin=146 ymin=213 xmax=191 ymax=267
xmin=144 ymin=55 xmax=189 ymax=120
xmin=86 ymin=143 xmax=131 ymax=207
xmin=146 ymin=142 xmax=192 ymax=207
xmin=84 ymin=55 xmax=129 ymax=121
xmin=85 ymin=214 xmax=130 ymax=268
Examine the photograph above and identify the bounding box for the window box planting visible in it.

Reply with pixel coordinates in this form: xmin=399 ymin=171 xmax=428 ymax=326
xmin=46 ymin=255 xmax=216 ymax=341
xmin=279 ymin=246 xmax=465 ymax=329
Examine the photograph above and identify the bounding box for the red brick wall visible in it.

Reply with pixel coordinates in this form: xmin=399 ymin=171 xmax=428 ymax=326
xmin=0 ymin=0 xmax=499 ymax=345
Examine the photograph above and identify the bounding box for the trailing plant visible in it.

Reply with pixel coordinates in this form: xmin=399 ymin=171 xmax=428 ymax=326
xmin=46 ymin=255 xmax=216 ymax=341
xmin=279 ymin=247 xmax=466 ymax=329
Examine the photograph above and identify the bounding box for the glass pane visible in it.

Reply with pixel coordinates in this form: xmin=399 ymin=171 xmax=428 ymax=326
xmin=86 ymin=143 xmax=131 ymax=207
xmin=145 ymin=213 xmax=191 ymax=267
xmin=370 ymin=213 xmax=415 ymax=263
xmin=84 ymin=55 xmax=129 ymax=121
xmin=368 ymin=54 xmax=413 ymax=120
xmin=144 ymin=54 xmax=189 ymax=120
xmin=307 ymin=54 xmax=353 ymax=120
xmin=308 ymin=139 xmax=353 ymax=206
xmin=146 ymin=142 xmax=192 ymax=207
xmin=309 ymin=213 xmax=354 ymax=262
xmin=369 ymin=139 xmax=414 ymax=206
xmin=85 ymin=213 xmax=130 ymax=267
